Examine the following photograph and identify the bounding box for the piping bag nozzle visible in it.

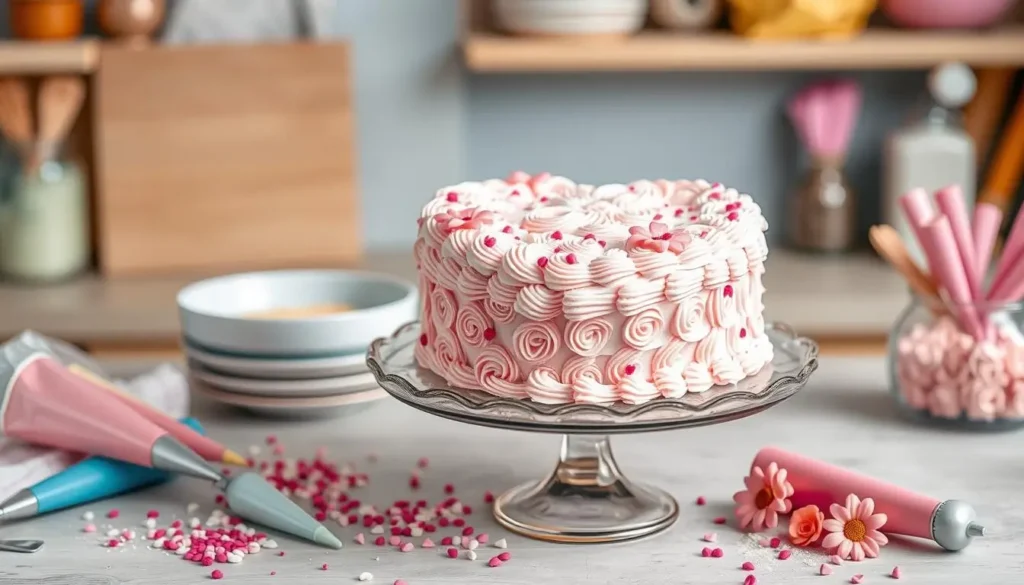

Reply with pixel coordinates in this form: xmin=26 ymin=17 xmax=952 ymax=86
xmin=225 ymin=472 xmax=341 ymax=549
xmin=151 ymin=435 xmax=224 ymax=486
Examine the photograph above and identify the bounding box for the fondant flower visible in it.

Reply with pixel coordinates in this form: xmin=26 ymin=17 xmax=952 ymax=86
xmin=789 ymin=505 xmax=825 ymax=547
xmin=822 ymin=494 xmax=888 ymax=561
xmin=433 ymin=207 xmax=494 ymax=233
xmin=626 ymin=221 xmax=692 ymax=254
xmin=732 ymin=461 xmax=794 ymax=532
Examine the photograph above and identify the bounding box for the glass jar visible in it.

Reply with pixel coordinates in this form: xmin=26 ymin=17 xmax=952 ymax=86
xmin=789 ymin=159 xmax=856 ymax=253
xmin=888 ymin=296 xmax=1024 ymax=431
xmin=0 ymin=141 xmax=90 ymax=282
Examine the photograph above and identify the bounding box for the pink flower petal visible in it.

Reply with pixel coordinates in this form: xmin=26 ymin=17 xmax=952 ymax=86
xmin=838 ymin=539 xmax=853 ymax=560
xmin=743 ymin=475 xmax=760 ymax=492
xmin=862 ymin=537 xmax=880 ymax=558
xmin=650 ymin=222 xmax=668 ymax=236
xmin=822 ymin=519 xmax=844 ymax=533
xmin=845 ymin=494 xmax=861 ymax=513
xmin=738 ymin=509 xmax=755 ymax=530
xmin=869 ymin=513 xmax=888 ymax=530
xmin=752 ymin=508 xmax=767 ymax=531
xmin=782 ymin=499 xmax=793 ymax=513
xmin=830 ymin=503 xmax=851 ymax=523
xmin=734 ymin=490 xmax=754 ymax=505
xmin=821 ymin=532 xmax=845 ymax=549
xmin=850 ymin=542 xmax=865 ymax=562
xmin=867 ymin=530 xmax=888 ymax=546
xmin=766 ymin=462 xmax=778 ymax=477
xmin=628 ymin=226 xmax=646 ymax=236
xmin=857 ymin=498 xmax=874 ymax=519
xmin=752 ymin=466 xmax=766 ymax=481
xmin=770 ymin=498 xmax=788 ymax=512
xmin=764 ymin=509 xmax=778 ymax=529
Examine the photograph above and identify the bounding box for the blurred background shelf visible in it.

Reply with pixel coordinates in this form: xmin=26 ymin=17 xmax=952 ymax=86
xmin=463 ymin=27 xmax=1024 ymax=72
xmin=0 ymin=39 xmax=100 ymax=74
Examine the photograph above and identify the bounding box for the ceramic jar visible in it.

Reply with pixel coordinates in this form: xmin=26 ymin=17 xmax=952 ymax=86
xmin=880 ymin=0 xmax=1016 ymax=28
xmin=888 ymin=296 xmax=1024 ymax=431
xmin=98 ymin=0 xmax=166 ymax=44
xmin=9 ymin=0 xmax=84 ymax=40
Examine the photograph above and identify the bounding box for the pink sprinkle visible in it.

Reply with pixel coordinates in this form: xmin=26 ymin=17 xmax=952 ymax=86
xmin=395 ymin=581 xmax=409 ymax=585
xmin=444 ymin=484 xmax=455 ymax=494
xmin=216 ymin=552 xmax=227 ymax=563
xmin=461 ymin=526 xmax=474 ymax=536
xmin=742 ymin=562 xmax=755 ymax=571
xmin=820 ymin=564 xmax=833 ymax=576
xmin=278 ymin=552 xmax=286 ymax=557
xmin=829 ymin=555 xmax=843 ymax=565
xmin=107 ymin=509 xmax=120 ymax=519
xmin=476 ymin=533 xmax=489 ymax=544
xmin=484 ymin=491 xmax=494 ymax=503
xmin=702 ymin=533 xmax=717 ymax=542
xmin=851 ymin=575 xmax=864 ymax=584
xmin=270 ymin=572 xmax=276 ymax=576
xmin=422 ymin=538 xmax=435 ymax=548
xmin=565 ymin=253 xmax=577 ymax=265
xmin=713 ymin=517 xmax=727 ymax=525
xmin=446 ymin=547 xmax=459 ymax=559
xmin=701 ymin=547 xmax=712 ymax=557
xmin=202 ymin=557 xmax=214 ymax=567
xmin=488 ymin=557 xmax=503 ymax=568
xmin=355 ymin=533 xmax=365 ymax=545
xmin=769 ymin=537 xmax=781 ymax=548
xmin=400 ymin=542 xmax=415 ymax=553
xmin=711 ymin=548 xmax=724 ymax=558
xmin=389 ymin=535 xmax=402 ymax=546
xmin=502 ymin=225 xmax=513 ymax=234
xmin=484 ymin=236 xmax=497 ymax=248
xmin=273 ymin=445 xmax=284 ymax=456
xmin=321 ymin=563 xmax=329 ymax=571
xmin=674 ymin=208 xmax=684 ymax=217
xmin=146 ymin=510 xmax=159 ymax=518
xmin=440 ymin=536 xmax=453 ymax=546
xmin=758 ymin=538 xmax=771 ymax=547
xmin=106 ymin=539 xmax=119 ymax=548
xmin=551 ymin=230 xmax=563 ymax=240
xmin=891 ymin=567 xmax=901 ymax=579
xmin=497 ymin=552 xmax=511 ymax=561
xmin=537 ymin=257 xmax=549 ymax=268
xmin=83 ymin=524 xmax=96 ymax=533
xmin=744 ymin=576 xmax=757 ymax=585
xmin=417 ymin=457 xmax=429 ymax=468
xmin=446 ymin=192 xmax=458 ymax=202
xmin=724 ymin=284 xmax=734 ymax=298
xmin=778 ymin=550 xmax=792 ymax=560
xmin=453 ymin=518 xmax=465 ymax=527
xmin=265 ymin=434 xmax=277 ymax=445
xmin=211 ymin=569 xmax=224 ymax=580
xmin=375 ymin=536 xmax=386 ymax=546
xmin=695 ymin=496 xmax=706 ymax=506
xmin=624 ymin=364 xmax=637 ymax=376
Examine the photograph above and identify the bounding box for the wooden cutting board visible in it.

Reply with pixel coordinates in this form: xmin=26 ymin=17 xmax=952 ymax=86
xmin=93 ymin=42 xmax=359 ymax=276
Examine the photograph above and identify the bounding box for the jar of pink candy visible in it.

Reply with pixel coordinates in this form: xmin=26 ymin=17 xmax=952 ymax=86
xmin=873 ymin=185 xmax=1024 ymax=430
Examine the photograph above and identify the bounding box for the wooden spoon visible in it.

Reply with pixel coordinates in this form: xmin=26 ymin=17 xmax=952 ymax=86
xmin=869 ymin=224 xmax=943 ymax=311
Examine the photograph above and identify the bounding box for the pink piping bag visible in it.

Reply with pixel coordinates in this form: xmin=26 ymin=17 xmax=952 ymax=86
xmin=990 ymin=207 xmax=1024 ymax=298
xmin=934 ymin=186 xmax=980 ymax=298
xmin=920 ymin=216 xmax=984 ymax=339
xmin=0 ymin=337 xmax=221 ymax=483
xmin=898 ymin=188 xmax=939 ymax=273
xmin=752 ymin=447 xmax=984 ymax=551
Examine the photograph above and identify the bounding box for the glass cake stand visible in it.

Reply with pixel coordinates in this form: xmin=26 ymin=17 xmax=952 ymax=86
xmin=366 ymin=322 xmax=818 ymax=544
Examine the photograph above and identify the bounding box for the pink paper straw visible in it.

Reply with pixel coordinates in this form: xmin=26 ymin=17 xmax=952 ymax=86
xmin=934 ymin=185 xmax=980 ymax=299
xmin=921 ymin=216 xmax=985 ymax=340
xmin=972 ymin=202 xmax=1002 ymax=291
xmin=990 ymin=207 xmax=1024 ymax=298
xmin=898 ymin=188 xmax=939 ymax=272
xmin=987 ymin=251 xmax=1024 ymax=304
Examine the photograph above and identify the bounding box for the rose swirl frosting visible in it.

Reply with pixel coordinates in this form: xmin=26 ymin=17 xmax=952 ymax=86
xmin=474 ymin=346 xmax=527 ymax=399
xmin=622 ymin=307 xmax=664 ymax=350
xmin=561 ymin=356 xmax=604 ymax=384
xmin=455 ymin=301 xmax=492 ymax=347
xmin=512 ymin=321 xmax=561 ymax=363
xmin=498 ymin=242 xmax=550 ymax=286
xmin=564 ymin=317 xmax=614 ymax=357
xmin=430 ymin=287 xmax=458 ymax=330
xmin=526 ymin=367 xmax=574 ymax=404
xmin=515 ymin=285 xmax=564 ymax=322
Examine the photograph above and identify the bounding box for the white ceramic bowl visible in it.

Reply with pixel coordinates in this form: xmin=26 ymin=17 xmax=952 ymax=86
xmin=494 ymin=0 xmax=648 ymax=36
xmin=178 ymin=270 xmax=417 ymax=358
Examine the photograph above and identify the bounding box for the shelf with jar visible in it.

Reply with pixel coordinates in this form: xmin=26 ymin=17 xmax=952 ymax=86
xmin=461 ymin=0 xmax=1024 ymax=72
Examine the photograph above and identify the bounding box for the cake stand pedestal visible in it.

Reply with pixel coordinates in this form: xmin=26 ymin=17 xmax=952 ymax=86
xmin=367 ymin=322 xmax=818 ymax=544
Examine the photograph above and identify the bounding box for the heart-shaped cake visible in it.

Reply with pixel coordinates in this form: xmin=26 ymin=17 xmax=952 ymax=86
xmin=413 ymin=172 xmax=772 ymax=405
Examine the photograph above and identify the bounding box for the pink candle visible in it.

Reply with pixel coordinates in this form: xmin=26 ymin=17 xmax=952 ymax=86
xmin=752 ymin=447 xmax=984 ymax=551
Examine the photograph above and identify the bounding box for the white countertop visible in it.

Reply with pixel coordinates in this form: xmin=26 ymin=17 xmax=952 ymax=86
xmin=3 ymin=356 xmax=1018 ymax=584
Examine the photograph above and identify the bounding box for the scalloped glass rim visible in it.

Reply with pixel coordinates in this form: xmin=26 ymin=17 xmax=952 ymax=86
xmin=366 ymin=321 xmax=819 ymax=434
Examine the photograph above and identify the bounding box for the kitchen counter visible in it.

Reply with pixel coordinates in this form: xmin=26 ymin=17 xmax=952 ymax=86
xmin=3 ymin=356 xmax=1017 ymax=584
xmin=0 ymin=251 xmax=908 ymax=354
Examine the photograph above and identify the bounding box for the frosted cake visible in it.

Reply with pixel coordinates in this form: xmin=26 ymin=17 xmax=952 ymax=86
xmin=413 ymin=172 xmax=772 ymax=405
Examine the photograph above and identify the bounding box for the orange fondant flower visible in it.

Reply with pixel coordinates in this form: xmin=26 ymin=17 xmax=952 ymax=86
xmin=789 ymin=504 xmax=825 ymax=547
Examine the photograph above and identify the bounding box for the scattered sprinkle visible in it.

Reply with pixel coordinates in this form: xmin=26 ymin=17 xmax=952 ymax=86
xmin=400 ymin=542 xmax=414 ymax=553
xmin=375 ymin=537 xmax=386 ymax=546
xmin=358 ymin=572 xmax=374 ymax=581
xmin=82 ymin=511 xmax=94 ymax=521
xmin=477 ymin=533 xmax=489 ymax=544
xmin=106 ymin=539 xmax=119 ymax=548
xmin=107 ymin=509 xmax=120 ymax=519
xmin=147 ymin=510 xmax=160 ymax=519
xmin=758 ymin=538 xmax=771 ymax=547
xmin=769 ymin=537 xmax=781 ymax=548
xmin=696 ymin=496 xmax=706 ymax=506
xmin=394 ymin=581 xmax=408 ymax=585
xmin=106 ymin=528 xmax=120 ymax=537
xmin=498 ymin=552 xmax=511 ymax=562
xmin=488 ymin=556 xmax=503 ymax=568
xmin=820 ymin=564 xmax=833 ymax=576
xmin=711 ymin=548 xmax=724 ymax=558
xmin=744 ymin=576 xmax=757 ymax=585
xmin=422 ymin=538 xmax=435 ymax=548
xmin=742 ymin=561 xmax=755 ymax=571
xmin=462 ymin=526 xmax=474 ymax=536
xmin=701 ymin=547 xmax=712 ymax=557
xmin=702 ymin=532 xmax=717 ymax=542
xmin=713 ymin=517 xmax=727 ymax=525
xmin=891 ymin=567 xmax=901 ymax=579
xmin=446 ymin=548 xmax=459 ymax=559
xmin=778 ymin=550 xmax=792 ymax=560
xmin=187 ymin=502 xmax=200 ymax=514
xmin=493 ymin=538 xmax=507 ymax=549
xmin=440 ymin=537 xmax=453 ymax=546
xmin=83 ymin=524 xmax=96 ymax=533
xmin=444 ymin=484 xmax=455 ymax=495
xmin=829 ymin=555 xmax=843 ymax=565
xmin=355 ymin=533 xmax=365 ymax=545
xmin=389 ymin=535 xmax=401 ymax=546
xmin=321 ymin=563 xmax=329 ymax=571
xmin=484 ymin=491 xmax=494 ymax=503
xmin=371 ymin=525 xmax=384 ymax=534
xmin=270 ymin=571 xmax=276 ymax=576
xmin=210 ymin=569 xmax=224 ymax=580
xmin=466 ymin=550 xmax=477 ymax=561
xmin=851 ymin=575 xmax=864 ymax=584
xmin=417 ymin=457 xmax=429 ymax=468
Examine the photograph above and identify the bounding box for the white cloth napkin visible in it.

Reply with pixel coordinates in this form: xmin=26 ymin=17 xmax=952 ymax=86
xmin=0 ymin=364 xmax=190 ymax=502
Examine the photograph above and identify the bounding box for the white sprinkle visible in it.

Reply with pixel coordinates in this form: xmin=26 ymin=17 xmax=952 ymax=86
xmin=146 ymin=529 xmax=157 ymax=539
xmin=466 ymin=550 xmax=477 ymax=561
xmin=358 ymin=571 xmax=374 ymax=581
xmin=358 ymin=504 xmax=375 ymax=515
xmin=143 ymin=518 xmax=157 ymax=529
xmin=370 ymin=525 xmax=384 ymax=534
xmin=248 ymin=542 xmax=261 ymax=554
xmin=211 ymin=509 xmax=225 ymax=518
xmin=338 ymin=516 xmax=350 ymax=527
xmin=468 ymin=539 xmax=479 ymax=550
xmin=410 ymin=526 xmax=424 ymax=538
xmin=400 ymin=542 xmax=414 ymax=553
xmin=121 ymin=529 xmax=136 ymax=540
xmin=248 ymin=445 xmax=261 ymax=456
xmin=702 ymin=532 xmax=717 ymax=542
xmin=328 ymin=510 xmax=341 ymax=520
xmin=227 ymin=553 xmax=243 ymax=564
xmin=106 ymin=529 xmax=120 ymax=537
xmin=451 ymin=502 xmax=464 ymax=514
xmin=263 ymin=539 xmax=278 ymax=549
xmin=421 ymin=538 xmax=435 ymax=548
xmin=175 ymin=546 xmax=188 ymax=556
xmin=151 ymin=538 xmax=166 ymax=549
xmin=190 ymin=518 xmax=201 ymax=528
xmin=493 ymin=538 xmax=507 ymax=549
xmin=355 ymin=533 xmax=365 ymax=545
xmin=82 ymin=511 xmax=95 ymax=521
xmin=187 ymin=502 xmax=200 ymax=514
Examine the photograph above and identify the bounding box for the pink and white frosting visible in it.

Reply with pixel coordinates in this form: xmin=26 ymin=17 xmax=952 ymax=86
xmin=415 ymin=174 xmax=773 ymax=405
xmin=896 ymin=315 xmax=1024 ymax=421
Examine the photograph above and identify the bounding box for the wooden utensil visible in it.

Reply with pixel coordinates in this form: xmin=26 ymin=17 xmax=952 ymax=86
xmin=869 ymin=224 xmax=942 ymax=310
xmin=978 ymin=89 xmax=1024 ymax=213
xmin=0 ymin=77 xmax=34 ymax=145
xmin=963 ymin=68 xmax=1015 ymax=169
xmin=32 ymin=76 xmax=84 ymax=172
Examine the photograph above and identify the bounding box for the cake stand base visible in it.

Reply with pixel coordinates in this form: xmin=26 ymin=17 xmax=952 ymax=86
xmin=493 ymin=434 xmax=678 ymax=543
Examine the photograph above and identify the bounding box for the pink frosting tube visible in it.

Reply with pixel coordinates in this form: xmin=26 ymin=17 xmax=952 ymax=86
xmin=990 ymin=205 xmax=1024 ymax=295
xmin=0 ymin=355 xmax=165 ymax=467
xmin=971 ymin=202 xmax=1002 ymax=286
xmin=934 ymin=186 xmax=980 ymax=299
xmin=752 ymin=447 xmax=937 ymax=541
xmin=922 ymin=216 xmax=985 ymax=339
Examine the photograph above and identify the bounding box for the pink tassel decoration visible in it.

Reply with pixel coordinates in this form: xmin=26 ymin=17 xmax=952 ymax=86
xmin=787 ymin=79 xmax=863 ymax=164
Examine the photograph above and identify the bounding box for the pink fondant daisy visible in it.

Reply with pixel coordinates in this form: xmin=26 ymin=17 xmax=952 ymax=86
xmin=433 ymin=208 xmax=494 ymax=233
xmin=626 ymin=221 xmax=692 ymax=254
xmin=821 ymin=494 xmax=888 ymax=561
xmin=732 ymin=461 xmax=794 ymax=531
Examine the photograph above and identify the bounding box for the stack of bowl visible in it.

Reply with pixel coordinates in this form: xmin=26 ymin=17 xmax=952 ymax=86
xmin=177 ymin=270 xmax=417 ymax=418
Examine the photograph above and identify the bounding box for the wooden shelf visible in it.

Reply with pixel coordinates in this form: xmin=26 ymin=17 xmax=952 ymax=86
xmin=0 ymin=39 xmax=100 ymax=75
xmin=464 ymin=27 xmax=1024 ymax=72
